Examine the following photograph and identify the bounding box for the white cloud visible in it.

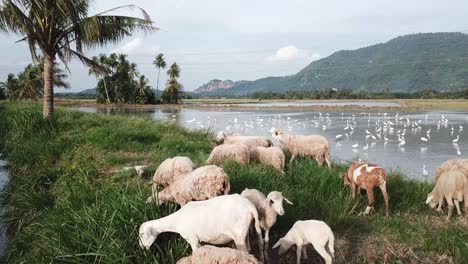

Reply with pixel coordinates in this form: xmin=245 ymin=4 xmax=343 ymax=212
xmin=265 ymin=45 xmax=320 ymax=62
xmin=111 ymin=38 xmax=160 ymax=55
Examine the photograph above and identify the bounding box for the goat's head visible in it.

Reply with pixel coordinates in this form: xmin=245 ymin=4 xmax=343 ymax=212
xmin=266 ymin=191 xmax=293 ymax=216
xmin=139 ymin=221 xmax=159 ymax=250
xmin=272 ymin=237 xmax=294 ymax=255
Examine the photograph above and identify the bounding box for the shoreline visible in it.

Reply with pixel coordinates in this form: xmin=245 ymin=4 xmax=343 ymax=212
xmin=54 ymin=98 xmax=468 ymax=111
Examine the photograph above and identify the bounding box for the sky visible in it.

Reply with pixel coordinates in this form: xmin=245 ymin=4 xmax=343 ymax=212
xmin=1 ymin=0 xmax=468 ymax=92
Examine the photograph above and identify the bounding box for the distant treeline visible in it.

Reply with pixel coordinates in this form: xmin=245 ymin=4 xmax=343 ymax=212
xmin=244 ymin=88 xmax=468 ymax=100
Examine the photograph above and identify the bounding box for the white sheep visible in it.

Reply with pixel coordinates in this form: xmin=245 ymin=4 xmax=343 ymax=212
xmin=271 ymin=128 xmax=331 ymax=168
xmin=273 ymin=220 xmax=335 ymax=264
xmin=251 ymin=146 xmax=285 ymax=173
xmin=151 ymin=156 xmax=195 ymax=193
xmin=139 ymin=194 xmax=265 ymax=262
xmin=176 ymin=245 xmax=261 ymax=264
xmin=216 ymin=131 xmax=272 ymax=152
xmin=206 ymin=143 xmax=250 ymax=165
xmin=241 ymin=188 xmax=293 ymax=259
xmin=147 ymin=165 xmax=230 ymax=205
xmin=121 ymin=165 xmax=148 ymax=177
xmin=426 ymin=159 xmax=468 ymax=220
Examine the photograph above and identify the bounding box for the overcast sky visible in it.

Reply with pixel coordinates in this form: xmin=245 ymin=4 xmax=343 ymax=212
xmin=1 ymin=0 xmax=467 ymax=92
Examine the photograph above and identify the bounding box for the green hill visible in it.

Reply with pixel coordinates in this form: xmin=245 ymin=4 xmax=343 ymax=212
xmin=203 ymin=32 xmax=468 ymax=96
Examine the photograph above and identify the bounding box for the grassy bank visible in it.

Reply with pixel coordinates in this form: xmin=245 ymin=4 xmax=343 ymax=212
xmin=0 ymin=103 xmax=467 ymax=263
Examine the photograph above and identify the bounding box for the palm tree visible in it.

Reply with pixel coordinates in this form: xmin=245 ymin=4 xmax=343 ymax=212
xmin=1 ymin=73 xmax=20 ymax=100
xmin=89 ymin=54 xmax=112 ymax=102
xmin=153 ymin=53 xmax=166 ymax=97
xmin=167 ymin=62 xmax=181 ymax=80
xmin=0 ymin=0 xmax=156 ymax=120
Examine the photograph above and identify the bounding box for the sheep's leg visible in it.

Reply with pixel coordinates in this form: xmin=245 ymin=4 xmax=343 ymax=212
xmin=235 ymin=240 xmax=248 ymax=252
xmin=454 ymin=200 xmax=462 ymax=219
xmin=364 ymin=187 xmax=375 ymax=215
xmin=351 ymin=183 xmax=357 ymax=200
xmin=295 ymin=243 xmax=302 ymax=264
xmin=187 ymin=238 xmax=200 ymax=251
xmin=289 ymin=154 xmax=296 ymax=164
xmin=445 ymin=195 xmax=454 ymax=221
xmin=325 ymin=157 xmax=332 ymax=169
xmin=379 ymin=181 xmax=390 ymax=217
xmin=313 ymin=244 xmax=332 ymax=264
xmin=264 ymin=229 xmax=270 ymax=262
xmin=302 ymin=246 xmax=308 ymax=259
xmin=436 ymin=198 xmax=444 ymax=214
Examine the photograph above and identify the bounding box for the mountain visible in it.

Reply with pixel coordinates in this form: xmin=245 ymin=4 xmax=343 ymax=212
xmin=55 ymin=88 xmax=96 ymax=99
xmin=203 ymin=32 xmax=468 ymax=96
xmin=193 ymin=79 xmax=236 ymax=93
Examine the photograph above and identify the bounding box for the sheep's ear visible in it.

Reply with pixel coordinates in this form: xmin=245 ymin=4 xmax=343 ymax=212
xmin=425 ymin=194 xmax=433 ymax=204
xmin=283 ymin=197 xmax=294 ymax=205
xmin=272 ymin=239 xmax=282 ymax=249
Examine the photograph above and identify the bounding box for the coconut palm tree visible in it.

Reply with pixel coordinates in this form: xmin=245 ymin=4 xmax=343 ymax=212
xmin=167 ymin=62 xmax=181 ymax=80
xmin=89 ymin=54 xmax=112 ymax=103
xmin=0 ymin=0 xmax=157 ymax=120
xmin=153 ymin=53 xmax=166 ymax=97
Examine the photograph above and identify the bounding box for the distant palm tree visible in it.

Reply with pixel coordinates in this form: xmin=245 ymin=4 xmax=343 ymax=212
xmin=153 ymin=53 xmax=166 ymax=97
xmin=167 ymin=62 xmax=181 ymax=80
xmin=0 ymin=0 xmax=156 ymax=120
xmin=89 ymin=54 xmax=112 ymax=103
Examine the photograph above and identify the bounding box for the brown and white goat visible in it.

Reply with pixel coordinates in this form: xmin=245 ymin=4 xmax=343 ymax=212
xmin=343 ymin=162 xmax=390 ymax=217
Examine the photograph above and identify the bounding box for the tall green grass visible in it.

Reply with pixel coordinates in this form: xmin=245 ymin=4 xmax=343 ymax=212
xmin=0 ymin=102 xmax=466 ymax=263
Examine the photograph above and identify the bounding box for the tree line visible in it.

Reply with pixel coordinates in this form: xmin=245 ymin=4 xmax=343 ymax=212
xmin=246 ymin=88 xmax=468 ymax=100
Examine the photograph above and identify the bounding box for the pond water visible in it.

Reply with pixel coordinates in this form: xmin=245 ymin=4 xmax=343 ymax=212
xmin=0 ymin=158 xmax=8 ymax=256
xmin=71 ymin=106 xmax=467 ymax=181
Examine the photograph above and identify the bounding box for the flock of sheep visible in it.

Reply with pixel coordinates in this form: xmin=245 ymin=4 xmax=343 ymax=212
xmin=137 ymin=128 xmax=468 ymax=264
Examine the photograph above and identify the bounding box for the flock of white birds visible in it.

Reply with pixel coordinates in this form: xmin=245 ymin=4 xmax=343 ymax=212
xmin=163 ymin=110 xmax=466 ymax=179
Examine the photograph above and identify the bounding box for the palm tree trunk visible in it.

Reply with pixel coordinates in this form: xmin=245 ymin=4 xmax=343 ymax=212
xmin=156 ymin=68 xmax=160 ymax=97
xmin=43 ymin=55 xmax=54 ymax=120
xmin=103 ymin=77 xmax=110 ymax=103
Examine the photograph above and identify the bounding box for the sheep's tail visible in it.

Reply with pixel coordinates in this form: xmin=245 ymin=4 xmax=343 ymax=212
xmin=251 ymin=210 xmax=264 ymax=262
xmin=327 ymin=228 xmax=335 ymax=259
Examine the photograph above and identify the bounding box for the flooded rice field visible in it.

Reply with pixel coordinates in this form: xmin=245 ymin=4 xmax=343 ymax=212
xmin=72 ymin=106 xmax=467 ymax=181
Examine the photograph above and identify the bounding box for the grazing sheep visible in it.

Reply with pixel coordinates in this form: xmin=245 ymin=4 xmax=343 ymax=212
xmin=241 ymin=188 xmax=293 ymax=259
xmin=273 ymin=220 xmax=335 ymax=264
xmin=206 ymin=143 xmax=250 ymax=165
xmin=426 ymin=160 xmax=468 ymax=220
xmin=216 ymin=131 xmax=272 ymax=154
xmin=139 ymin=194 xmax=265 ymax=262
xmin=434 ymin=158 xmax=468 ymax=183
xmin=147 ymin=165 xmax=230 ymax=205
xmin=251 ymin=146 xmax=285 ymax=173
xmin=271 ymin=128 xmax=331 ymax=168
xmin=343 ymin=162 xmax=390 ymax=217
xmin=176 ymin=245 xmax=261 ymax=264
xmin=151 ymin=156 xmax=195 ymax=191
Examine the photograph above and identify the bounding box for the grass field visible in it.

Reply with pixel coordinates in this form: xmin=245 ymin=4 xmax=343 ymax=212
xmin=0 ymin=102 xmax=467 ymax=263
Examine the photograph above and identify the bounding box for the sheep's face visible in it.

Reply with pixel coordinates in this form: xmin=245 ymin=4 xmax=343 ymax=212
xmin=425 ymin=194 xmax=438 ymax=209
xmin=272 ymin=238 xmax=294 ymax=255
xmin=271 ymin=129 xmax=284 ymax=140
xmin=139 ymin=223 xmax=158 ymax=250
xmin=216 ymin=131 xmax=226 ymax=142
xmin=267 ymin=192 xmax=293 ymax=216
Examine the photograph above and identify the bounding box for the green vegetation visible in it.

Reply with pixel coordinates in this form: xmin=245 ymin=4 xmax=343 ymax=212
xmin=202 ymin=33 xmax=468 ymax=97
xmin=0 ymin=60 xmax=70 ymax=101
xmin=0 ymin=103 xmax=467 ymax=263
xmin=89 ymin=53 xmax=155 ymax=104
xmin=0 ymin=0 xmax=156 ymax=119
xmin=161 ymin=62 xmax=183 ymax=104
xmin=247 ymin=88 xmax=468 ymax=100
